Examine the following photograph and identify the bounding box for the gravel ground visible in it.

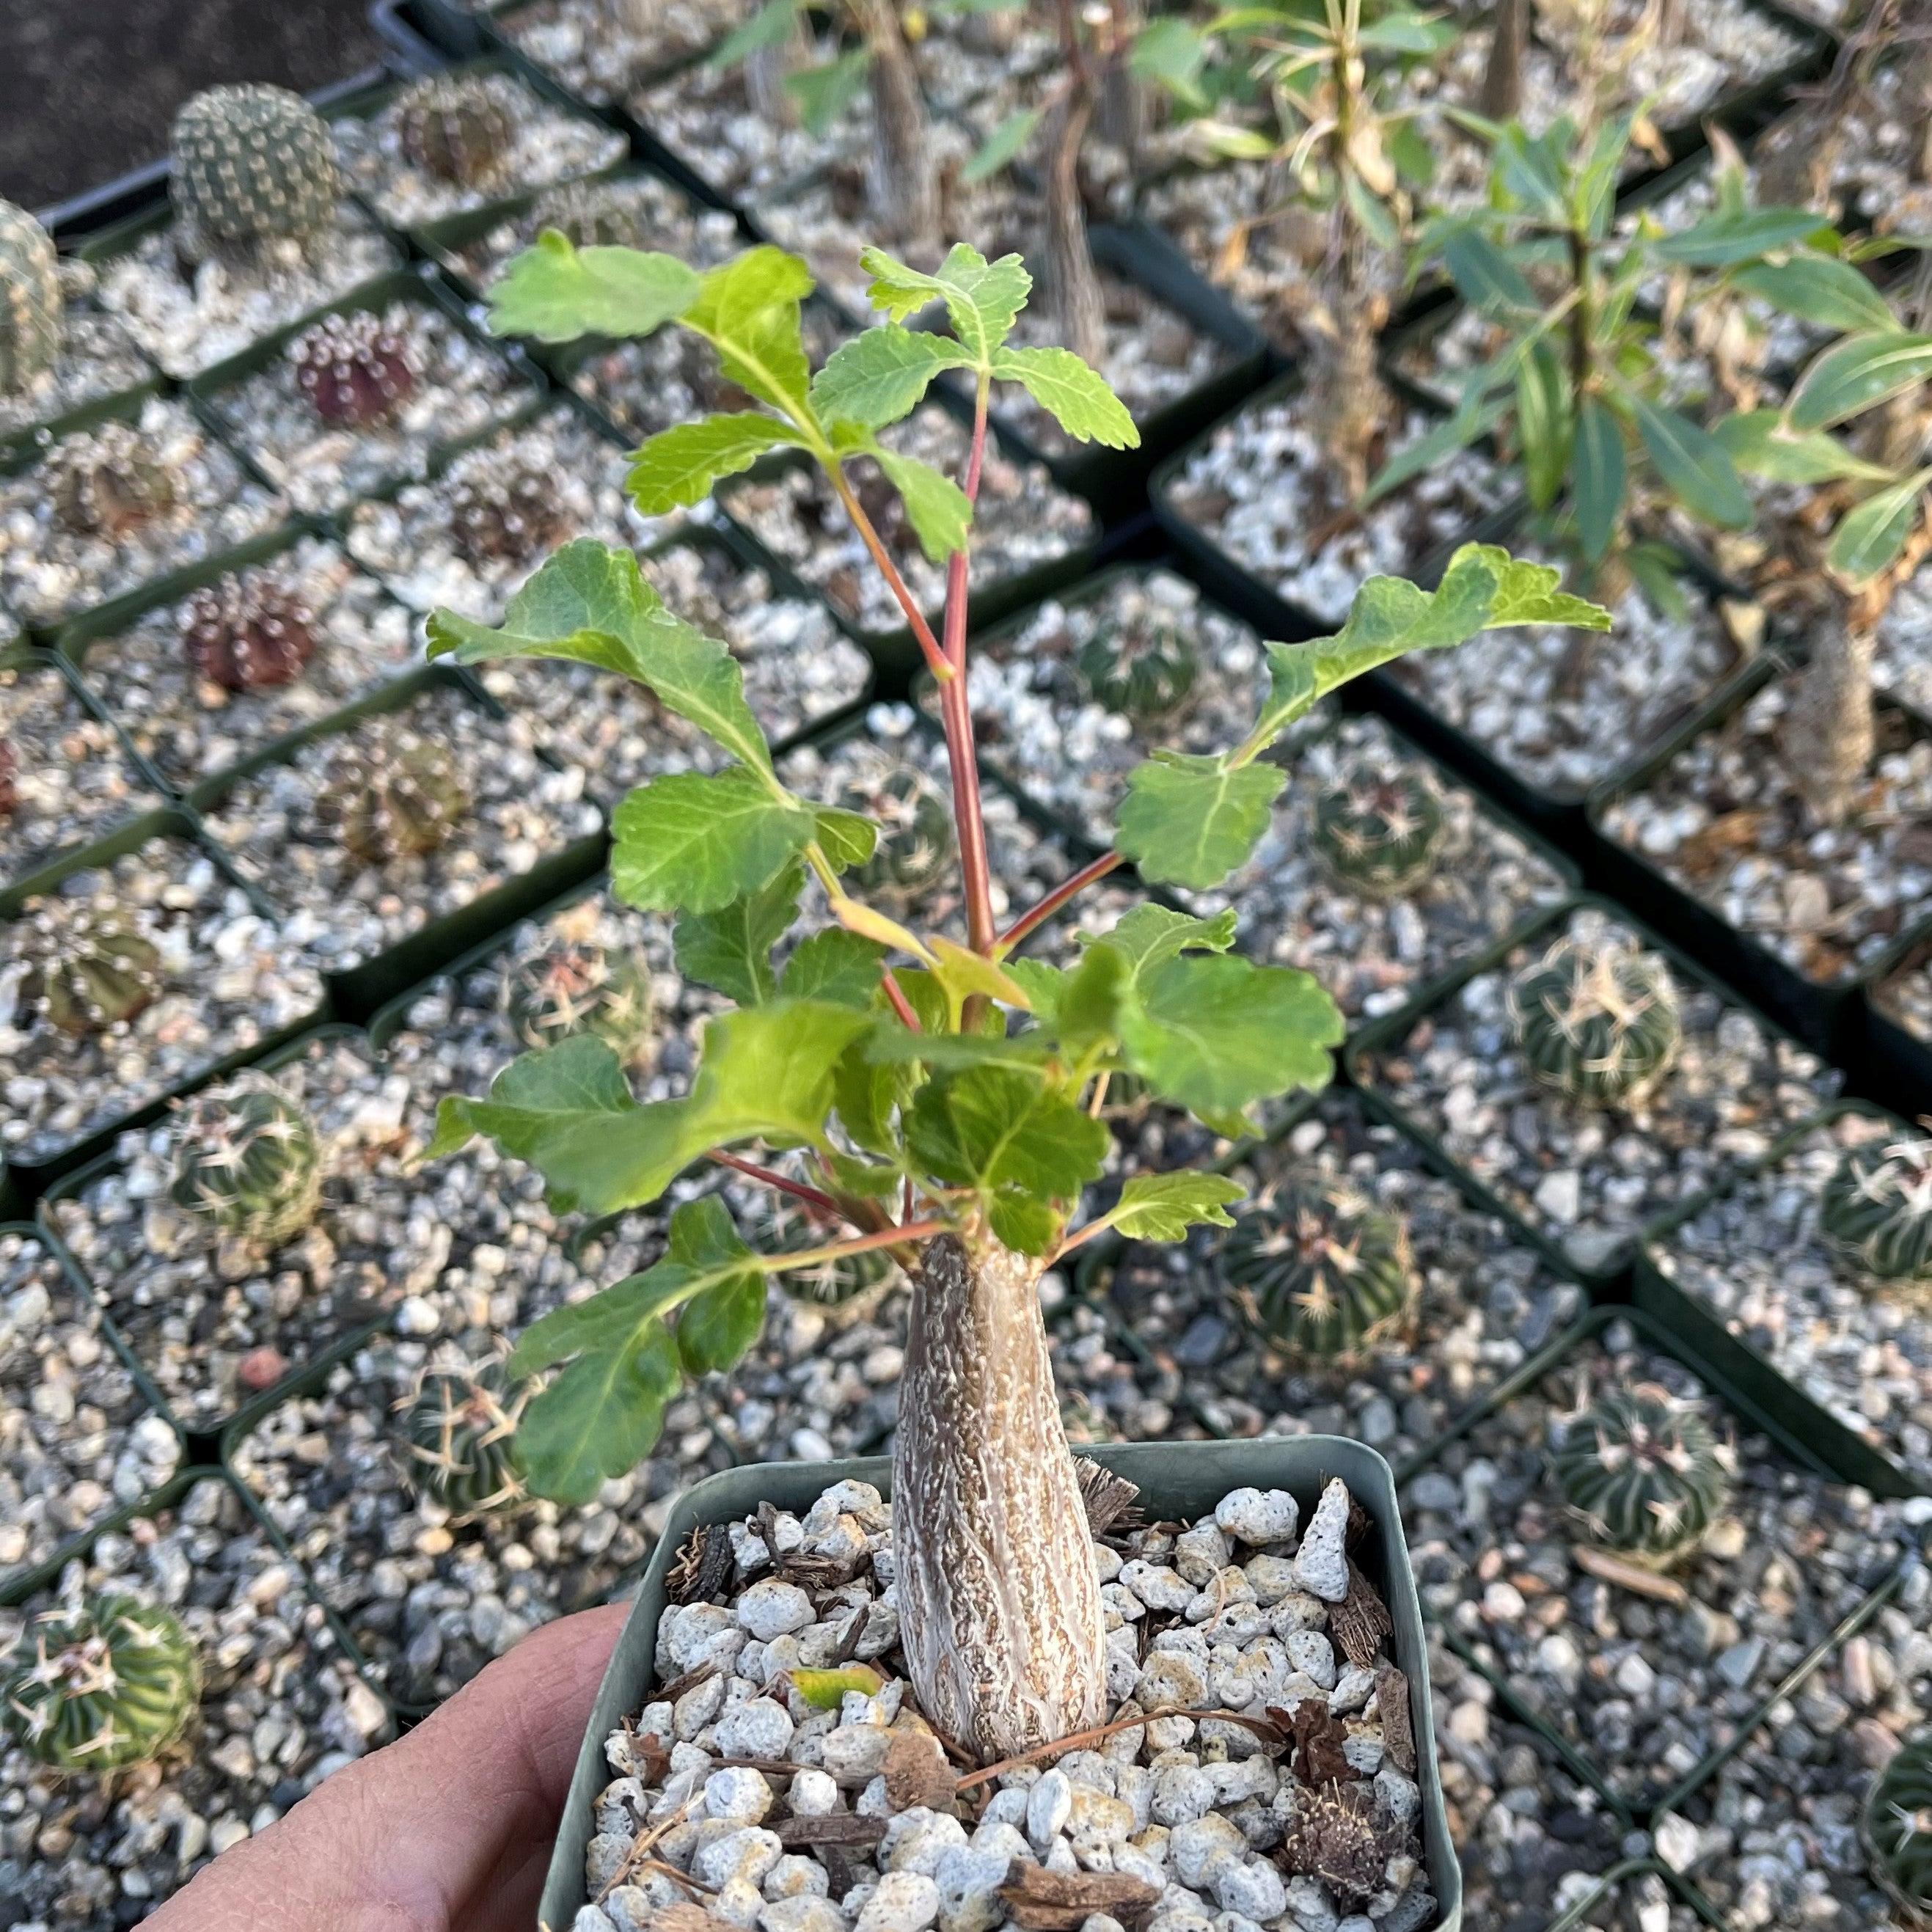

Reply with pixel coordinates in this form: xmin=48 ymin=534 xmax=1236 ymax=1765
xmin=1873 ymin=929 xmax=1932 ymax=1050
xmin=1 ymin=834 xmax=324 ymax=1169
xmin=490 ymin=0 xmax=753 ymax=106
xmin=1878 ymin=557 xmax=1932 ymax=718
xmin=1356 ymin=904 xmax=1840 ymax=1278
xmin=0 ymin=263 xmax=153 ymax=445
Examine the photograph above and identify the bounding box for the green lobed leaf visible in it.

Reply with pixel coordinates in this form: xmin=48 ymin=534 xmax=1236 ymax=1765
xmin=668 ymin=1197 xmax=767 ymax=1375
xmin=989 ymin=345 xmax=1139 ymax=449
xmin=1572 ymin=395 xmax=1627 ymax=563
xmin=486 ymin=232 xmax=703 ymax=345
xmin=860 ymin=243 xmax=1031 ymax=365
xmin=1086 ymin=903 xmax=1239 ymax=976
xmin=810 ymin=327 xmax=970 ymax=431
xmin=778 ymin=929 xmax=888 ymax=1008
xmin=684 ymin=247 xmax=818 ymax=422
xmin=516 ymin=1304 xmax=681 ymax=1504
xmin=673 ymin=863 xmax=805 ymax=1005
xmin=871 ymin=447 xmax=974 ymax=563
xmin=904 ymin=1064 xmax=1109 ymax=1203
xmin=1630 ymin=393 xmax=1752 ymax=527
xmin=1786 ymin=331 xmax=1932 ymax=434
xmin=612 ymin=768 xmax=814 ymax=915
xmin=1113 ymin=753 xmax=1287 ymax=891
xmin=1827 ymin=470 xmax=1932 ymax=583
xmin=628 ymin=414 xmax=807 ymax=511
xmin=989 ymin=1189 xmax=1058 ymax=1255
xmin=813 ymin=807 xmax=879 ymax=872
xmin=1105 ymin=1171 xmax=1245 ymax=1241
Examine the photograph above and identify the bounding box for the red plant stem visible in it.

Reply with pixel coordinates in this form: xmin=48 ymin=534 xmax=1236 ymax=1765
xmin=880 ymin=967 xmax=923 ymax=1031
xmin=998 ymin=852 xmax=1124 ymax=954
xmin=830 ymin=471 xmax=951 ymax=681
xmin=1047 ymin=1215 xmax=1111 ymax=1266
xmin=804 ymin=1218 xmax=947 ymax=1262
xmin=709 ymin=1152 xmax=843 ymax=1220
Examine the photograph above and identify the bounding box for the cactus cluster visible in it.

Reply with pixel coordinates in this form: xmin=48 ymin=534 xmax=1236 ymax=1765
xmin=1 ymin=1594 xmax=200 ymax=1771
xmin=844 ymin=765 xmax=956 ymax=901
xmin=315 ymin=722 xmax=469 ymax=868
xmin=0 ymin=199 xmax=62 ymax=396
xmin=445 ymin=445 xmax=573 ymax=568
xmin=1216 ymin=1179 xmax=1418 ymax=1362
xmin=47 ymin=420 xmax=178 ymax=541
xmin=1508 ymin=934 xmax=1682 ymax=1106
xmin=395 ymin=74 xmax=516 ymax=192
xmin=181 ymin=570 xmax=320 ymax=695
xmin=399 ymin=1357 xmax=530 ymax=1521
xmin=1821 ymin=1132 xmax=1932 ymax=1290
xmin=168 ymin=1071 xmax=324 ymax=1250
xmin=17 ymin=906 xmax=164 ymax=1038
xmin=503 ymin=936 xmax=656 ymax=1064
xmin=1311 ymin=763 xmax=1449 ymax=899
xmin=1550 ymin=1385 xmax=1732 ymax=1567
xmin=1077 ymin=614 xmax=1199 ymax=723
xmin=530 ymin=179 xmax=645 ymax=251
xmin=170 ymin=84 xmax=342 ymax=251
xmin=290 ymin=310 xmax=417 ymax=430
xmin=1866 ymin=1731 xmax=1932 ymax=1926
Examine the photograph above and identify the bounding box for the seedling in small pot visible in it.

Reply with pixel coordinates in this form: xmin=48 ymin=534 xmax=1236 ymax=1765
xmin=1077 ymin=609 xmax=1200 ymax=725
xmin=0 ymin=199 xmax=62 ymax=395
xmin=398 ymin=1354 xmax=532 ymax=1522
xmin=426 ymin=221 xmax=1608 ymax=1758
xmin=1819 ymin=1129 xmax=1932 ymax=1292
xmin=47 ymin=418 xmax=178 ymax=541
xmin=168 ymin=1071 xmax=326 ymax=1251
xmin=180 ymin=569 xmax=320 ymax=694
xmin=15 ymin=904 xmax=164 ymax=1038
xmin=170 ymin=84 xmax=343 ymax=260
xmin=315 ymin=722 xmax=469 ymax=867
xmin=503 ymin=933 xmax=658 ymax=1066
xmin=395 ymin=74 xmax=519 ymax=199
xmin=1310 ymin=761 xmax=1448 ymax=899
xmin=1507 ymin=932 xmax=1681 ymax=1105
xmin=1550 ymin=1383 xmax=1734 ymax=1567
xmin=444 ymin=441 xmax=576 ymax=570
xmin=289 ymin=310 xmax=418 ymax=431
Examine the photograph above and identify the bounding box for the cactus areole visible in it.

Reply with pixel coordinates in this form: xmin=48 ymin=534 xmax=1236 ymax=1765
xmin=421 ymin=227 xmax=1611 ymax=1760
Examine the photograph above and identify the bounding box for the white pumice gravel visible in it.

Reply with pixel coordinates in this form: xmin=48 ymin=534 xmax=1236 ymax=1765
xmin=492 ymin=0 xmax=754 ymax=104
xmin=0 ymin=834 xmax=324 ymax=1168
xmin=1878 ymin=555 xmax=1932 ymax=717
xmin=1874 ymin=933 xmax=1932 ymax=1052
xmin=0 ymin=260 xmax=153 ymax=442
xmin=1357 ymin=904 xmax=1840 ymax=1277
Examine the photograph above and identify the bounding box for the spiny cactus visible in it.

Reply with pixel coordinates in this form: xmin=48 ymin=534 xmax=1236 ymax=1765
xmin=1279 ymin=1784 xmax=1399 ymax=1903
xmin=1076 ymin=614 xmax=1198 ymax=724
xmin=1508 ymin=934 xmax=1682 ymax=1106
xmin=1865 ymin=1730 xmax=1932 ymax=1925
xmin=756 ymin=1193 xmax=894 ymax=1317
xmin=1216 ymin=1179 xmax=1417 ymax=1362
xmin=844 ymin=764 xmax=956 ymax=901
xmin=290 ymin=310 xmax=417 ymax=430
xmin=1550 ymin=1384 xmax=1732 ymax=1567
xmin=399 ymin=1358 xmax=530 ymax=1521
xmin=530 ymin=178 xmax=645 ymax=251
xmin=0 ymin=200 xmax=62 ymax=396
xmin=1311 ymin=763 xmax=1449 ymax=899
xmin=445 ymin=444 xmax=574 ymax=568
xmin=1820 ymin=1132 xmax=1932 ymax=1289
xmin=503 ymin=936 xmax=655 ymax=1064
xmin=315 ymin=722 xmax=469 ymax=867
xmin=17 ymin=906 xmax=164 ymax=1037
xmin=170 ymin=84 xmax=342 ymax=250
xmin=47 ymin=420 xmax=178 ymax=540
xmin=168 ymin=1072 xmax=324 ymax=1249
xmin=1 ymin=1594 xmax=200 ymax=1771
xmin=181 ymin=571 xmax=320 ymax=695
xmin=395 ymin=74 xmax=516 ymax=192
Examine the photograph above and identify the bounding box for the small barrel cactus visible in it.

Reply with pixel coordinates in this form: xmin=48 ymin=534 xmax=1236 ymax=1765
xmin=1819 ymin=1133 xmax=1932 ymax=1289
xmin=289 ymin=310 xmax=417 ymax=430
xmin=315 ymin=722 xmax=469 ymax=868
xmin=1216 ymin=1180 xmax=1417 ymax=1362
xmin=445 ymin=445 xmax=573 ymax=568
xmin=168 ymin=1072 xmax=324 ymax=1249
xmin=530 ymin=179 xmax=645 ymax=250
xmin=1311 ymin=763 xmax=1449 ymax=899
xmin=1507 ymin=934 xmax=1681 ymax=1106
xmin=395 ymin=74 xmax=516 ymax=191
xmin=0 ymin=199 xmax=63 ymax=395
xmin=1550 ymin=1385 xmax=1731 ymax=1567
xmin=171 ymin=84 xmax=342 ymax=249
xmin=1077 ymin=614 xmax=1198 ymax=723
xmin=1 ymin=1594 xmax=200 ymax=1771
xmin=180 ymin=570 xmax=320 ymax=694
xmin=845 ymin=765 xmax=956 ymax=901
xmin=18 ymin=907 xmax=164 ymax=1037
xmin=503 ymin=936 xmax=656 ymax=1064
xmin=47 ymin=420 xmax=178 ymax=540
xmin=757 ymin=1194 xmax=894 ymax=1317
xmin=399 ymin=1358 xmax=529 ymax=1520
xmin=1866 ymin=1731 xmax=1932 ymax=1925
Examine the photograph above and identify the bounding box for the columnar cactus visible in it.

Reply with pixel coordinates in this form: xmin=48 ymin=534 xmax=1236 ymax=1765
xmin=399 ymin=1358 xmax=529 ymax=1520
xmin=290 ymin=310 xmax=417 ymax=430
xmin=180 ymin=571 xmax=320 ymax=694
xmin=1550 ymin=1386 xmax=1732 ymax=1567
xmin=1217 ymin=1180 xmax=1417 ymax=1362
xmin=1311 ymin=764 xmax=1449 ymax=899
xmin=1077 ymin=615 xmax=1198 ymax=724
xmin=0 ymin=200 xmax=62 ymax=395
xmin=18 ymin=907 xmax=164 ymax=1037
xmin=445 ymin=445 xmax=573 ymax=568
xmin=395 ymin=74 xmax=516 ymax=191
xmin=530 ymin=179 xmax=645 ymax=251
xmin=47 ymin=420 xmax=177 ymax=540
xmin=845 ymin=765 xmax=955 ymax=901
xmin=315 ymin=722 xmax=469 ymax=867
xmin=1865 ymin=1730 xmax=1932 ymax=1925
xmin=170 ymin=84 xmax=342 ymax=249
xmin=1 ymin=1594 xmax=200 ymax=1771
xmin=503 ymin=937 xmax=656 ymax=1064
xmin=1508 ymin=934 xmax=1682 ymax=1105
xmin=1820 ymin=1133 xmax=1932 ymax=1289
xmin=168 ymin=1072 xmax=324 ymax=1249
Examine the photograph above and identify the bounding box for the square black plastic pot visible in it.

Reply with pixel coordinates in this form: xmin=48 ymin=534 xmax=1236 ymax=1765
xmin=368 ymin=0 xmax=489 ymax=72
xmin=1545 ymin=1859 xmax=1729 ymax=1931
xmin=535 ymin=1435 xmax=1462 ymax=1932
xmin=1856 ymin=918 xmax=1932 ymax=1121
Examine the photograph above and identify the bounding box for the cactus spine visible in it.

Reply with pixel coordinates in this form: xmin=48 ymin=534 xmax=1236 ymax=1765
xmin=503 ymin=937 xmax=656 ymax=1064
xmin=846 ymin=764 xmax=956 ymax=901
xmin=47 ymin=420 xmax=178 ymax=540
xmin=18 ymin=907 xmax=164 ymax=1037
xmin=170 ymin=85 xmax=342 ymax=249
xmin=399 ymin=1358 xmax=529 ymax=1521
xmin=758 ymin=1192 xmax=893 ymax=1317
xmin=1866 ymin=1730 xmax=1932 ymax=1926
xmin=290 ymin=310 xmax=417 ymax=430
xmin=1820 ymin=1132 xmax=1932 ymax=1289
xmin=1311 ymin=764 xmax=1449 ymax=899
xmin=181 ymin=571 xmax=320 ymax=694
xmin=1550 ymin=1385 xmax=1731 ymax=1567
xmin=530 ymin=180 xmax=645 ymax=250
xmin=315 ymin=722 xmax=469 ymax=867
xmin=1508 ymin=934 xmax=1682 ymax=1105
xmin=395 ymin=74 xmax=516 ymax=192
xmin=168 ymin=1072 xmax=324 ymax=1250
xmin=1077 ymin=615 xmax=1199 ymax=725
xmin=0 ymin=200 xmax=62 ymax=395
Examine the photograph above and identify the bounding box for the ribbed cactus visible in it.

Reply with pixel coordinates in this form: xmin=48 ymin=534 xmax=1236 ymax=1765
xmin=1550 ymin=1385 xmax=1732 ymax=1567
xmin=18 ymin=907 xmax=164 ymax=1037
xmin=399 ymin=1358 xmax=529 ymax=1521
xmin=315 ymin=722 xmax=469 ymax=867
xmin=445 ymin=444 xmax=573 ymax=568
xmin=845 ymin=765 xmax=956 ymax=901
xmin=1076 ymin=614 xmax=1199 ymax=723
xmin=0 ymin=200 xmax=62 ymax=395
xmin=758 ymin=1193 xmax=893 ymax=1317
xmin=1508 ymin=934 xmax=1682 ymax=1106
xmin=395 ymin=74 xmax=516 ymax=191
xmin=290 ymin=310 xmax=417 ymax=429
xmin=503 ymin=937 xmax=656 ymax=1064
xmin=171 ymin=84 xmax=342 ymax=249
xmin=1820 ymin=1133 xmax=1932 ymax=1289
xmin=1217 ymin=1179 xmax=1418 ymax=1362
xmin=47 ymin=420 xmax=178 ymax=540
xmin=1865 ymin=1731 xmax=1932 ymax=1925
xmin=1 ymin=1594 xmax=200 ymax=1771
xmin=530 ymin=179 xmax=645 ymax=250
xmin=1311 ymin=763 xmax=1449 ymax=899
xmin=181 ymin=571 xmax=320 ymax=694
xmin=167 ymin=1072 xmax=324 ymax=1249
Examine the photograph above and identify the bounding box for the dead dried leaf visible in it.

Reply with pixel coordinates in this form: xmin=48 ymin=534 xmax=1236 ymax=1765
xmin=998 ymin=1864 xmax=1161 ymax=1931
xmin=1377 ymin=1668 xmax=1416 ymax=1776
xmin=1332 ymin=1560 xmax=1394 ymax=1669
xmin=883 ymin=1729 xmax=959 ymax=1812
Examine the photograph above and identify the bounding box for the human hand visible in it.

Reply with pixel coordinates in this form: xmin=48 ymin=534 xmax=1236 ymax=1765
xmin=144 ymin=1600 xmax=628 ymax=1932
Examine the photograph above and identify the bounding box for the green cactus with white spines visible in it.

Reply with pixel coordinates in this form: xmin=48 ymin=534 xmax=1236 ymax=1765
xmin=846 ymin=764 xmax=955 ymax=901
xmin=315 ymin=723 xmax=469 ymax=868
xmin=1 ymin=1594 xmax=200 ymax=1771
xmin=1550 ymin=1385 xmax=1732 ymax=1567
xmin=1311 ymin=762 xmax=1449 ymax=899
xmin=530 ymin=179 xmax=645 ymax=251
xmin=47 ymin=419 xmax=177 ymax=540
xmin=1077 ymin=613 xmax=1198 ymax=725
xmin=170 ymin=85 xmax=342 ymax=250
xmin=0 ymin=200 xmax=62 ymax=395
xmin=17 ymin=905 xmax=164 ymax=1038
xmin=755 ymin=1191 xmax=894 ymax=1318
xmin=399 ymin=1358 xmax=530 ymax=1521
xmin=1217 ymin=1179 xmax=1417 ymax=1363
xmin=1508 ymin=934 xmax=1682 ymax=1106
xmin=395 ymin=74 xmax=516 ymax=192
xmin=168 ymin=1072 xmax=324 ymax=1250
xmin=1820 ymin=1132 xmax=1932 ymax=1291
xmin=503 ymin=936 xmax=656 ymax=1065
xmin=1865 ymin=1731 xmax=1932 ymax=1925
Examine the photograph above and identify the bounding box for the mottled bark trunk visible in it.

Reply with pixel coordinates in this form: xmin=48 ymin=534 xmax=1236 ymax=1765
xmin=857 ymin=0 xmax=938 ymax=245
xmin=1784 ymin=615 xmax=1876 ymax=826
xmin=746 ymin=10 xmax=811 ymax=126
xmin=1098 ymin=0 xmax=1146 ymax=168
xmin=1477 ymin=0 xmax=1529 ymax=121
xmin=1313 ymin=240 xmax=1391 ymax=505
xmin=1044 ymin=83 xmax=1109 ymax=373
xmin=1652 ymin=0 xmax=1685 ymax=49
xmin=893 ymin=1234 xmax=1109 ymax=1763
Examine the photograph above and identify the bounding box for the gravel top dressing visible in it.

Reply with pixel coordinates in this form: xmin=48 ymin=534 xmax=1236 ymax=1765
xmin=0 ymin=265 xmax=152 ymax=443
xmin=1874 ymin=932 xmax=1932 ymax=1049
xmin=1 ymin=834 xmax=324 ymax=1168
xmin=493 ymin=0 xmax=752 ymax=104
xmin=1878 ymin=556 xmax=1932 ymax=716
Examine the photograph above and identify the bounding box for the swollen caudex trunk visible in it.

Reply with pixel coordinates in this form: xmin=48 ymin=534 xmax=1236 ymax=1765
xmin=1785 ymin=616 xmax=1876 ymax=827
xmin=1477 ymin=0 xmax=1529 ymax=120
xmin=1097 ymin=0 xmax=1147 ymax=166
xmin=856 ymin=0 xmax=938 ymax=245
xmin=1044 ymin=84 xmax=1109 ymax=374
xmin=893 ymin=1234 xmax=1110 ymax=1761
xmin=1314 ymin=284 xmax=1391 ymax=507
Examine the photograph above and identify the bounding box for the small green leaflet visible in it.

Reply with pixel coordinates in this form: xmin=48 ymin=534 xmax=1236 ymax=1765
xmin=1441 ymin=226 xmax=1539 ymax=315
xmin=989 ymin=346 xmax=1138 ymax=449
xmin=706 ymin=0 xmax=802 ymax=66
xmin=1572 ymin=395 xmax=1626 ymax=562
xmin=860 ymin=243 xmax=1031 ymax=366
xmin=673 ymin=863 xmax=804 ymax=1005
xmin=779 ymin=929 xmax=888 ymax=1008
xmin=1630 ymin=394 xmax=1751 ymax=528
xmin=684 ymin=247 xmax=818 ymax=422
xmin=1827 ymin=470 xmax=1932 ymax=584
xmin=1114 ymin=754 xmax=1285 ymax=892
xmin=1101 ymin=1171 xmax=1244 ymax=1241
xmin=1786 ymin=332 xmax=1932 ymax=435
xmin=486 ymin=232 xmax=702 ymax=344
xmin=628 ymin=414 xmax=806 ymax=511
xmin=667 ymin=1197 xmax=769 ymax=1376
xmin=612 ymin=769 xmax=814 ymax=915
xmin=1728 ymin=257 xmax=1895 ymax=335
xmin=871 ymin=447 xmax=973 ymax=563
xmin=1714 ymin=408 xmax=1894 ymax=487
xmin=813 ymin=807 xmax=879 ymax=873
xmin=1650 ymin=205 xmax=1827 ymax=266
xmin=962 ymin=106 xmax=1041 ymax=182
xmin=810 ymin=327 xmax=969 ymax=431
xmin=1086 ymin=904 xmax=1239 ymax=976
xmin=786 ymin=45 xmax=871 ymax=136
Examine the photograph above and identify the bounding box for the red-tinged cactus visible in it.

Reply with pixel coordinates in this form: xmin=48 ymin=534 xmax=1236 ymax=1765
xmin=290 ymin=310 xmax=417 ymax=430
xmin=445 ymin=445 xmax=574 ymax=568
xmin=180 ymin=571 xmax=321 ymax=694
xmin=47 ymin=420 xmax=177 ymax=540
